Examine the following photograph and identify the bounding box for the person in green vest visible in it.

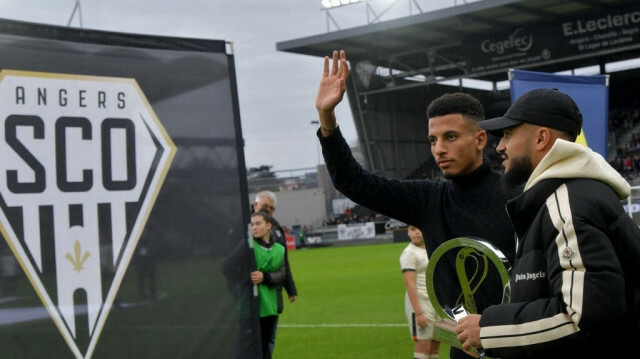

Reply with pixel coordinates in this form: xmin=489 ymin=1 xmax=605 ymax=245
xmin=250 ymin=211 xmax=286 ymax=359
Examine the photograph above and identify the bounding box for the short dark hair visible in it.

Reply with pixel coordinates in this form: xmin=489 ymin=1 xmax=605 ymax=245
xmin=426 ymin=93 xmax=485 ymax=122
xmin=251 ymin=210 xmax=274 ymax=226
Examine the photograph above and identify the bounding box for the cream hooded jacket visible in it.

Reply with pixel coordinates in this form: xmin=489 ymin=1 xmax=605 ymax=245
xmin=479 ymin=140 xmax=640 ymax=358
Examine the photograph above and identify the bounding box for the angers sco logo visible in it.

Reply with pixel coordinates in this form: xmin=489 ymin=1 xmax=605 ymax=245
xmin=0 ymin=70 xmax=176 ymax=358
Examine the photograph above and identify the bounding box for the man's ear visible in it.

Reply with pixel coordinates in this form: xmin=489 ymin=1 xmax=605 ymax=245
xmin=535 ymin=127 xmax=554 ymax=150
xmin=477 ymin=130 xmax=488 ymax=150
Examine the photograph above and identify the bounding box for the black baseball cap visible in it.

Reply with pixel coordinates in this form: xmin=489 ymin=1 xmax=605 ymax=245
xmin=480 ymin=88 xmax=583 ymax=138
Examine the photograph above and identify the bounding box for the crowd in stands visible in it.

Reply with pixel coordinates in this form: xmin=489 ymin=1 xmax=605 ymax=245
xmin=609 ymin=105 xmax=639 ymax=137
xmin=610 ymin=151 xmax=640 ymax=183
xmin=322 ymin=205 xmax=388 ymax=226
xmin=608 ymin=105 xmax=640 ymax=185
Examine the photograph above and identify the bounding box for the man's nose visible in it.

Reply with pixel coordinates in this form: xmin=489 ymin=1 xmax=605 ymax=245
xmin=433 ymin=141 xmax=446 ymax=155
xmin=496 ymin=138 xmax=506 ymax=153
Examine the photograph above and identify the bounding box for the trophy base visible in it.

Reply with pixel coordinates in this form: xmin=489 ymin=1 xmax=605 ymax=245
xmin=433 ymin=318 xmax=462 ymax=349
xmin=434 ymin=319 xmax=490 ymax=358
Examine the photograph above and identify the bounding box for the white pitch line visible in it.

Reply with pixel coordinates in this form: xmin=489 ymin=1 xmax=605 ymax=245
xmin=279 ymin=323 xmax=406 ymax=328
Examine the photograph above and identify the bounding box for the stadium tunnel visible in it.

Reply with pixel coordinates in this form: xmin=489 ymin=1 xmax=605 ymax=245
xmin=277 ymin=0 xmax=640 ymax=180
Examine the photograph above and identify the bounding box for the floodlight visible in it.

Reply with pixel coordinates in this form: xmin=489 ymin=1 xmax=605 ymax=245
xmin=321 ymin=0 xmax=333 ymax=8
xmin=331 ymin=0 xmax=341 ymax=6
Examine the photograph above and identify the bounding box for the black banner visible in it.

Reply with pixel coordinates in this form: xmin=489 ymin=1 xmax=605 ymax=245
xmin=459 ymin=3 xmax=640 ymax=76
xmin=0 ymin=19 xmax=255 ymax=358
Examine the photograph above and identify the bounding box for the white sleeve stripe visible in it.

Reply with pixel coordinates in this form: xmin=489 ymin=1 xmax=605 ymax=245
xmin=481 ymin=313 xmax=578 ymax=348
xmin=546 ymin=184 xmax=585 ymax=325
xmin=481 ymin=185 xmax=587 ymax=350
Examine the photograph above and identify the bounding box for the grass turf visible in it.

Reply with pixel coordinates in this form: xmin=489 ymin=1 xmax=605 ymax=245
xmin=276 ymin=242 xmax=451 ymax=359
xmin=0 ymin=241 xmax=453 ymax=358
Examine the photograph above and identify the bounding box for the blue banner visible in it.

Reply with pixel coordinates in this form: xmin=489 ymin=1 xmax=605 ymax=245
xmin=510 ymin=69 xmax=609 ymax=157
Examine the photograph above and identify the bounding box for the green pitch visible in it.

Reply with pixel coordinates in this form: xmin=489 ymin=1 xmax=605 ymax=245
xmin=276 ymin=242 xmax=451 ymax=359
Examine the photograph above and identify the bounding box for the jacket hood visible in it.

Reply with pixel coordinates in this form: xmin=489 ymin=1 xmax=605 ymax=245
xmin=525 ymin=139 xmax=630 ymax=199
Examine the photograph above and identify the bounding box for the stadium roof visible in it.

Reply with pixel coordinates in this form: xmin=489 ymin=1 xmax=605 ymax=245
xmin=276 ymin=0 xmax=640 ymax=179
xmin=278 ymin=0 xmax=640 ymax=84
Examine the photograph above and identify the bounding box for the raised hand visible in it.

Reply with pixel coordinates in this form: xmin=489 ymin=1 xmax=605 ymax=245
xmin=315 ymin=50 xmax=349 ymax=135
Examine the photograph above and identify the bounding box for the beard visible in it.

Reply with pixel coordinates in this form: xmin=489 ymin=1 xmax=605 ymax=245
xmin=503 ymin=155 xmax=533 ymax=189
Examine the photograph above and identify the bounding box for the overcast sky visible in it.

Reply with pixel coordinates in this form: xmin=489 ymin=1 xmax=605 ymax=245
xmin=0 ymin=0 xmax=467 ymax=173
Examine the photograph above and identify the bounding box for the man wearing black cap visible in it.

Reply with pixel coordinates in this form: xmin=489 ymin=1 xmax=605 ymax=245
xmin=315 ymin=50 xmax=520 ymax=359
xmin=456 ymin=88 xmax=640 ymax=358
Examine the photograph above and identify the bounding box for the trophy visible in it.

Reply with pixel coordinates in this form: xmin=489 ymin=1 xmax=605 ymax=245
xmin=425 ymin=237 xmax=511 ymax=351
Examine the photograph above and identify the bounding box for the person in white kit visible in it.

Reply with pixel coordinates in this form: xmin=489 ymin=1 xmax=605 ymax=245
xmin=400 ymin=225 xmax=439 ymax=359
